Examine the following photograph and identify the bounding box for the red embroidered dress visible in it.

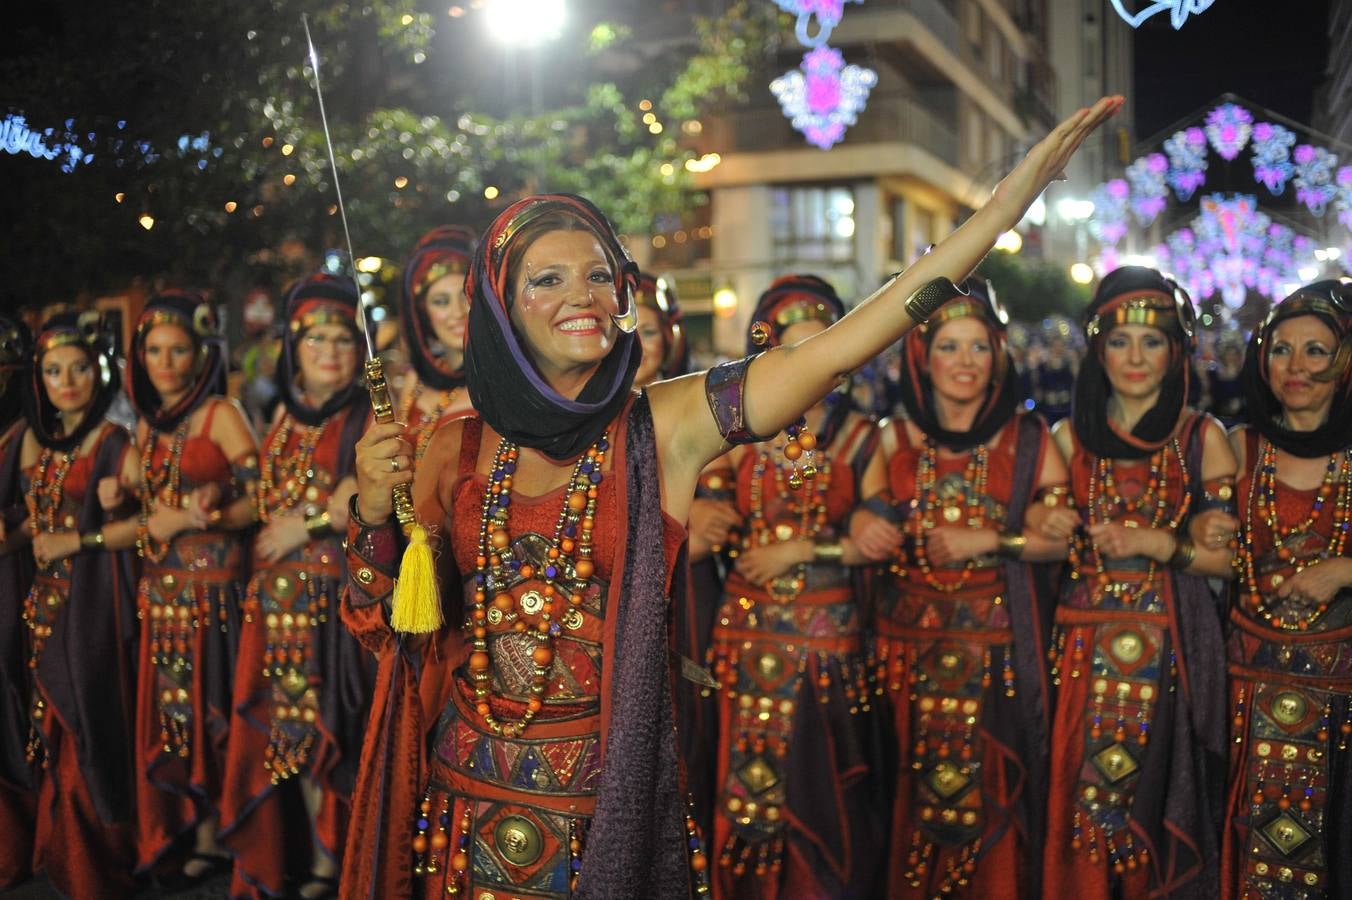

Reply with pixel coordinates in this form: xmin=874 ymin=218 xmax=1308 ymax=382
xmin=135 ymin=401 xmax=252 ymax=873
xmin=219 ymin=406 xmax=372 ymax=897
xmin=341 ymin=409 xmax=691 ymax=900
xmin=708 ymin=417 xmax=882 ymax=899
xmin=1222 ymin=428 xmax=1352 ymax=899
xmin=877 ymin=415 xmax=1042 ymax=899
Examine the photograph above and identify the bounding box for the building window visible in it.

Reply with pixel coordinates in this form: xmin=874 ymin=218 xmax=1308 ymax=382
xmin=769 ymin=185 xmax=856 ymax=264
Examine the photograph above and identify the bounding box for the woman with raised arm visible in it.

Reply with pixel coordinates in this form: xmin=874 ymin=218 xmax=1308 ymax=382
xmin=120 ymin=291 xmax=258 ymax=890
xmin=852 ymin=278 xmax=1069 ymax=899
xmin=0 ymin=312 xmax=140 ymax=900
xmin=219 ymin=274 xmax=373 ymax=899
xmin=1037 ymin=266 xmax=1236 ymax=899
xmin=399 ymin=225 xmax=478 ymax=457
xmin=1220 ymin=280 xmax=1352 ymax=899
xmin=339 ymin=96 xmax=1121 ymax=900
xmin=706 ymin=274 xmax=888 ymax=898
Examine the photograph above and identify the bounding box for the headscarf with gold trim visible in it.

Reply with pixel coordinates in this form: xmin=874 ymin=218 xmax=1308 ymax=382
xmin=1241 ymin=278 xmax=1352 ymax=457
xmin=23 ymin=310 xmax=121 ymax=452
xmin=128 ymin=290 xmax=227 ymax=432
xmin=1072 ymin=265 xmax=1196 ymax=459
xmin=275 ymin=273 xmax=367 ymax=428
xmin=635 ymin=271 xmax=688 ymax=379
xmin=463 ymin=194 xmax=640 ymax=461
xmin=401 ymin=224 xmax=476 ymax=392
xmin=898 ymin=277 xmax=1021 ymax=450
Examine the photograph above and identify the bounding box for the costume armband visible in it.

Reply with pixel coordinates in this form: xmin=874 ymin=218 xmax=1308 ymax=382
xmin=705 ymin=355 xmax=774 ymax=446
xmin=345 ymin=496 xmax=401 ymax=609
xmin=1196 ymin=477 xmax=1236 ymax=515
xmin=861 ymin=494 xmax=905 ymax=524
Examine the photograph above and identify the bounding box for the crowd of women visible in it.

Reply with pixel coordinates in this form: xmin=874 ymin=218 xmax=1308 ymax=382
xmin=0 ymin=95 xmax=1348 ymax=900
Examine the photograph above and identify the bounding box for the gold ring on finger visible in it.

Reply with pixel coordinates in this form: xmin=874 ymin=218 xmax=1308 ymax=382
xmin=390 ymin=457 xmax=401 ymax=473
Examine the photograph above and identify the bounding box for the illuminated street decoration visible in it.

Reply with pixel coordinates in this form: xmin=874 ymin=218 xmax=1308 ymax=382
xmin=1293 ymin=144 xmax=1339 ymax=217
xmin=773 ymin=0 xmax=865 ymax=47
xmin=1089 ymin=179 xmax=1130 ymax=246
xmin=1204 ymin=102 xmax=1252 ymax=160
xmin=1250 ymin=122 xmax=1296 ymax=195
xmin=771 ymin=46 xmax=877 ymax=150
xmin=1 ymin=115 xmax=94 ymax=173
xmin=1151 ymin=194 xmax=1308 ymax=310
xmin=1164 ymin=127 xmax=1209 ymax=202
xmin=1125 ymin=153 xmax=1169 ymax=225
xmin=1335 ymin=167 xmax=1352 ymax=231
xmin=1109 ymin=0 xmax=1216 ymax=30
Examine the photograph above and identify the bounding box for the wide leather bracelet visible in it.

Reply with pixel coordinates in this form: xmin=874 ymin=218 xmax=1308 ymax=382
xmin=905 ymin=277 xmax=963 ymax=325
xmin=1168 ymin=536 xmax=1196 ymax=570
xmin=80 ymin=530 xmax=105 ymax=551
xmin=996 ymin=531 xmax=1026 ymax=560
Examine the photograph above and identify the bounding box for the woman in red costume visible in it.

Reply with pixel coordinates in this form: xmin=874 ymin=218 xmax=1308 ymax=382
xmin=0 ymin=311 xmax=141 ymax=900
xmin=118 ymin=292 xmax=258 ymax=889
xmin=218 ymin=274 xmax=374 ymax=899
xmin=340 ymin=97 xmax=1121 ymax=900
xmin=632 ymin=271 xmax=689 ymax=389
xmin=704 ymin=274 xmax=888 ymax=898
xmin=1038 ymin=266 xmax=1236 ymax=898
xmin=851 ymin=278 xmax=1069 ymax=898
xmin=399 ymin=225 xmax=477 ymax=457
xmin=1218 ymin=279 xmax=1352 ymax=899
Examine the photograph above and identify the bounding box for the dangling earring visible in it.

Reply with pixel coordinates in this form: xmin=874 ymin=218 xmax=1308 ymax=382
xmin=610 ymin=293 xmax=638 ymax=334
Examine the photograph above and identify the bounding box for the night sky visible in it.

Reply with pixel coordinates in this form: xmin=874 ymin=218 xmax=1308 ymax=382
xmin=1132 ymin=0 xmax=1333 ymax=140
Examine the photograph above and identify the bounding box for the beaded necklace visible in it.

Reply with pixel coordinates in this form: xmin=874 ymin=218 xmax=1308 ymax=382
xmin=1072 ymin=439 xmax=1190 ymax=605
xmin=256 ymin=413 xmax=323 ymax=523
xmin=1239 ymin=439 xmax=1352 ymax=629
xmin=136 ymin=418 xmax=190 ymax=563
xmin=27 ymin=447 xmax=77 ymax=534
xmin=468 ymin=431 xmax=609 ymax=739
xmin=400 ymin=384 xmax=457 ymax=461
xmin=744 ymin=438 xmax=833 ymax=598
xmin=909 ymin=438 xmax=990 ymax=593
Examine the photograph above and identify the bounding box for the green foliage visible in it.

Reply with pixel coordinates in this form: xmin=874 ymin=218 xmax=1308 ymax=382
xmin=976 ymin=249 xmax=1092 ymax=322
xmin=1 ymin=0 xmax=778 ymax=300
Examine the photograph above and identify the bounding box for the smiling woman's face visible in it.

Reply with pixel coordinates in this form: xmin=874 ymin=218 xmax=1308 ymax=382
xmin=508 ymin=228 xmax=620 ymax=382
xmin=927 ymin=317 xmax=993 ymax=404
xmin=1101 ymin=323 xmax=1170 ymax=402
xmin=1267 ymin=314 xmax=1338 ymax=423
xmin=41 ymin=344 xmax=95 ymax=416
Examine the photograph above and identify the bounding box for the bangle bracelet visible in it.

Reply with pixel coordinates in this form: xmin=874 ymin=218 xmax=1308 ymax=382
xmin=904 ymin=277 xmax=962 ymax=325
xmin=305 ymin=510 xmax=333 ymax=539
xmin=996 ymin=531 xmax=1026 ymax=560
xmin=1168 ymin=536 xmax=1196 ymax=570
xmin=813 ymin=542 xmax=845 ymax=563
xmin=80 ymin=530 xmax=105 ymax=551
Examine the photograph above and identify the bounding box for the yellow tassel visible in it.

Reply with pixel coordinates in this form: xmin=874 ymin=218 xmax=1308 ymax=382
xmin=390 ymin=524 xmax=443 ymax=634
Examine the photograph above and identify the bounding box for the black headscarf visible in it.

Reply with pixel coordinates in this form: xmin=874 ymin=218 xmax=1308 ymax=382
xmin=0 ymin=315 xmax=31 ymax=435
xmin=128 ymin=289 xmax=227 ymax=432
xmin=401 ymin=224 xmax=477 ymax=392
xmin=23 ymin=311 xmax=121 ymax=452
xmin=275 ymin=273 xmax=368 ymax=428
xmin=1241 ymin=278 xmax=1352 ymax=457
xmin=463 ymin=194 xmax=641 ymax=460
xmin=1071 ymin=266 xmax=1196 ymax=459
xmin=897 ymin=277 xmax=1022 ymax=450
xmin=746 ymin=274 xmax=852 ymax=444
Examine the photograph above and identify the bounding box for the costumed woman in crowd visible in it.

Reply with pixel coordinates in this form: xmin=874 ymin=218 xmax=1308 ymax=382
xmin=1036 ymin=266 xmax=1236 ymax=898
xmin=218 ymin=274 xmax=373 ymax=899
xmin=0 ymin=312 xmax=140 ymax=900
xmin=118 ymin=291 xmax=258 ymax=890
xmin=705 ymin=274 xmax=887 ymax=898
xmin=853 ymin=278 xmax=1070 ymax=898
xmin=1033 ymin=318 xmax=1078 ymax=425
xmin=1207 ymin=331 xmax=1246 ymax=426
xmin=340 ymin=96 xmax=1121 ymax=900
xmin=399 ymin=225 xmax=478 ymax=458
xmin=1218 ymin=279 xmax=1352 ymax=899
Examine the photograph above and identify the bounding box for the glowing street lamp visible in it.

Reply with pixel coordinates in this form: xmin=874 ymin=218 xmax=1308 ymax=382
xmin=713 ymin=283 xmax=738 ymax=318
xmin=1070 ymin=262 xmax=1095 ymax=285
xmin=1056 ymin=198 xmax=1095 ymax=222
xmin=994 ymin=230 xmax=1023 ymax=254
xmin=485 ymin=0 xmax=565 ymax=46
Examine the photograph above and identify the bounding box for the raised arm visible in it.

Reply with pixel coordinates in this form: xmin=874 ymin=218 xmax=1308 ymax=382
xmin=650 ymin=97 xmax=1124 ymax=517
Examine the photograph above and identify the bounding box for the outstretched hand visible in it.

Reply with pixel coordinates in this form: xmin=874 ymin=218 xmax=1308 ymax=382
xmin=991 ymin=96 xmax=1125 ymax=218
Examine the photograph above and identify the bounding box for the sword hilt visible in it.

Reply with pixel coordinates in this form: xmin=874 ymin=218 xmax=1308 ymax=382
xmin=365 ymin=357 xmax=417 ymax=531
